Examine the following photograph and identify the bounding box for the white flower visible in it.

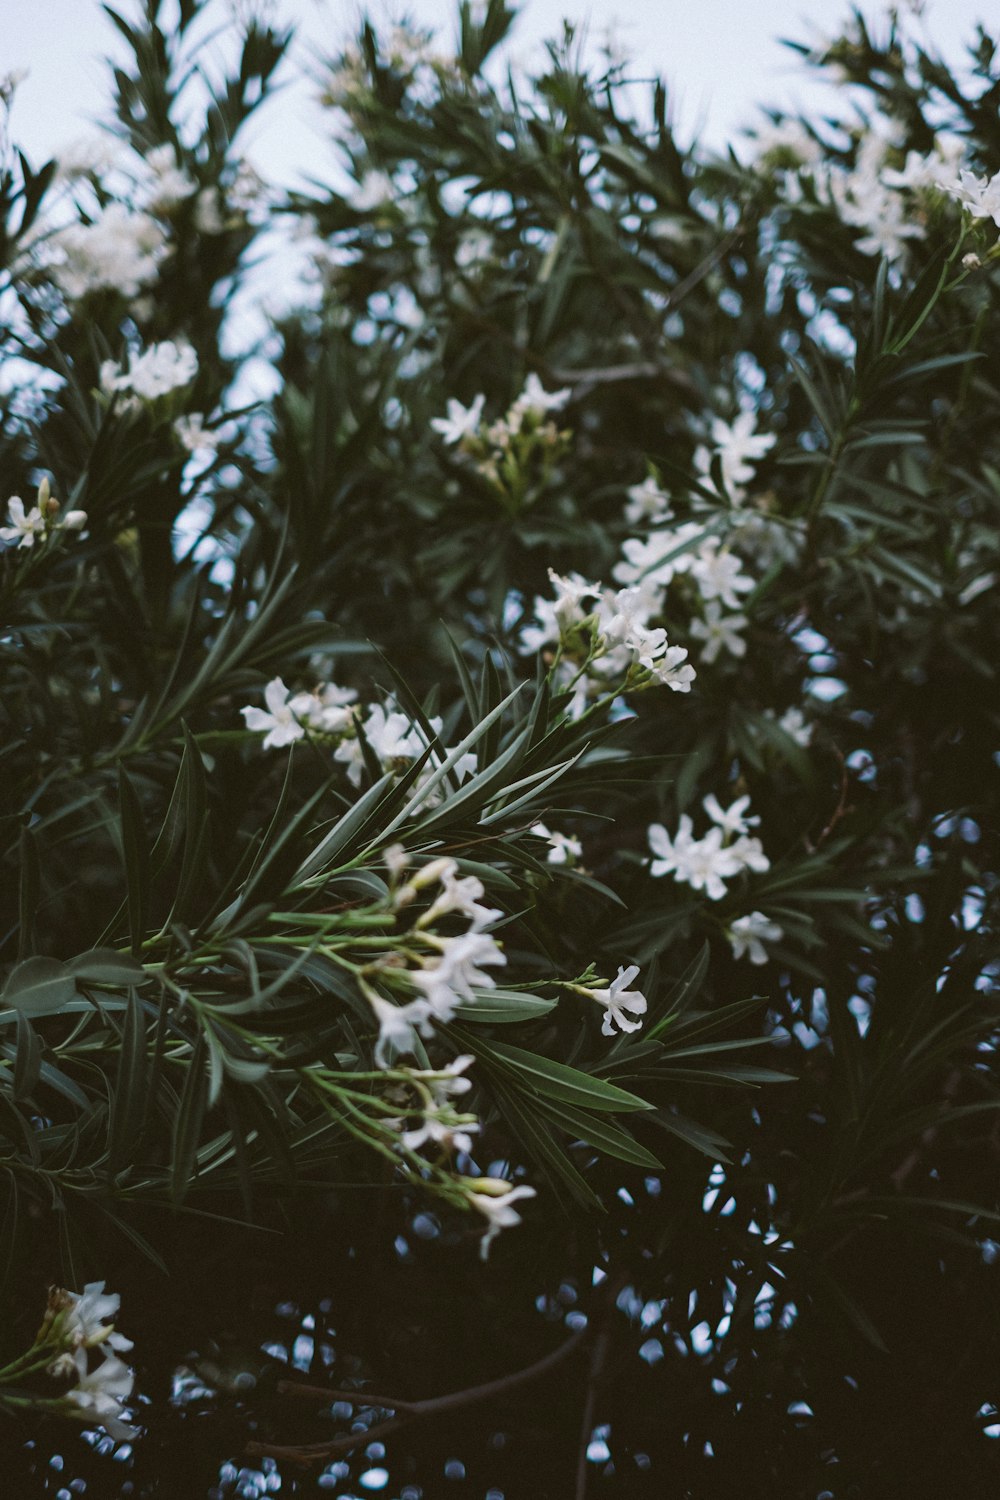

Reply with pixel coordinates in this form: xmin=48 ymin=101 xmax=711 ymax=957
xmin=581 ymin=964 xmax=648 ymax=1037
xmin=369 ymin=994 xmax=435 ymax=1068
xmin=613 ymin=525 xmax=701 ymax=591
xmin=59 ymin=509 xmax=88 ymax=532
xmin=675 ymin=827 xmax=744 ymax=900
xmin=0 ymin=495 xmax=46 ymax=548
xmin=400 ymin=1056 xmax=479 ymax=1154
xmin=290 ymin=681 xmax=358 ymax=734
xmin=531 ymin=822 xmax=583 ymax=865
xmin=510 ymin=372 xmax=571 ymax=418
xmin=49 ymin=203 xmax=166 ymax=299
xmin=728 ymin=834 xmax=770 ymax=874
xmin=697 ymin=411 xmax=776 ymax=498
xmin=64 ymin=1350 xmax=137 ymax=1441
xmin=519 ymin=571 xmax=599 ymax=655
xmin=941 ymin=167 xmax=1000 ymax=228
xmin=110 ymin=341 xmax=198 ymax=401
xmin=689 ymin=543 xmax=755 ymax=609
xmin=647 ymin=645 xmax=696 ymax=692
xmin=625 ymin=476 xmax=673 ymax=526
xmin=777 ymin=706 xmax=812 ymax=746
xmin=174 ymin=414 xmax=220 ymax=455
xmin=143 ymin=143 xmax=197 ymax=212
xmin=421 ymin=868 xmax=502 ymax=931
xmin=351 ymin=169 xmax=397 ymax=211
xmin=748 ymin=116 xmax=823 ymax=168
xmin=430 ymin=393 xmax=485 ymax=445
xmin=728 ymin=911 xmax=784 ymax=965
xmin=467 ymin=1180 xmax=537 ymax=1259
xmin=702 ymin=793 xmax=759 ymax=837
xmin=690 ymin=601 xmax=748 ymax=663
xmin=647 ymin=815 xmax=696 ymax=879
xmin=411 ymin=931 xmax=506 ymax=1017
xmin=62 ymin=1283 xmax=133 ymax=1354
xmin=241 ymin=677 xmax=308 ymax=749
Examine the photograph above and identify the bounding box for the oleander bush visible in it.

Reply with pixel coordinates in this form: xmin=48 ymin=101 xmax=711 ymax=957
xmin=0 ymin=1 xmax=998 ymax=1493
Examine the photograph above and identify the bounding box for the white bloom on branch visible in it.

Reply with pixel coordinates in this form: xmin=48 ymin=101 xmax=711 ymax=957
xmin=240 ymin=677 xmax=307 ymax=749
xmin=940 ymin=167 xmax=1000 ymax=228
xmin=64 ymin=1351 xmax=137 ymax=1441
xmin=400 ymin=1055 xmax=479 ymax=1154
xmin=49 ymin=202 xmax=166 ymax=299
xmin=411 ymin=931 xmax=506 ymax=1017
xmin=369 ymin=994 xmax=434 ymax=1068
xmin=103 ymin=341 xmax=198 ymax=402
xmin=0 ymin=495 xmax=46 ymax=548
xmin=703 ymin=792 xmax=759 ymax=837
xmin=421 ymin=867 xmax=502 ymax=932
xmin=531 ymin=822 xmax=583 ymax=865
xmin=695 ymin=411 xmax=776 ymax=499
xmin=728 ymin=911 xmax=784 ymax=965
xmin=625 ymin=476 xmax=673 ymax=526
xmin=689 ymin=543 xmax=755 ymax=610
xmin=729 ymin=833 xmax=770 ymax=874
xmin=63 ymin=1282 xmax=134 ymax=1354
xmin=430 ymin=393 xmax=485 ymax=445
xmin=673 ymin=826 xmax=744 ymax=900
xmin=465 ymin=1179 xmax=537 ymax=1260
xmin=580 ymin=964 xmax=648 ymax=1037
xmin=647 ymin=815 xmax=695 ymax=879
xmin=510 ymin=372 xmax=571 ymax=419
xmin=174 ymin=414 xmax=221 ymax=455
xmin=690 ymin=601 xmax=748 ymax=663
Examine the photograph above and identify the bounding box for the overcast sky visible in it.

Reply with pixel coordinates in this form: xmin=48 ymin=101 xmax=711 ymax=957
xmin=4 ymin=0 xmax=994 ymax=183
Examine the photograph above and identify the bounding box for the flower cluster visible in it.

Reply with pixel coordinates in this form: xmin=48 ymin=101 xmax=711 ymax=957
xmin=519 ymin=567 xmax=695 ymax=717
xmin=431 ymin=375 xmax=572 ymax=511
xmin=648 ymin=792 xmax=769 ymax=900
xmin=0 ymin=1282 xmax=137 ymax=1441
xmin=1 ymin=478 xmax=86 ymax=550
xmin=100 ymin=340 xmax=198 ymax=405
xmin=366 ymin=854 xmax=506 ymax=1066
xmin=47 ymin=201 xmax=166 ymax=300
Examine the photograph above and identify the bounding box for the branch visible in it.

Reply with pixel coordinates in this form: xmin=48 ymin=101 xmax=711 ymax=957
xmin=246 ymin=1322 xmax=589 ymax=1466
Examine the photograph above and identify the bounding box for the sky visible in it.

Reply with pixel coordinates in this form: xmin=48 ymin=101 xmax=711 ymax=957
xmin=3 ymin=0 xmax=994 ymax=184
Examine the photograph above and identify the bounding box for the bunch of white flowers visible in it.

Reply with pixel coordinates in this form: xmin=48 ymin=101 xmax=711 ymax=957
xmin=0 ymin=479 xmax=86 ymax=550
xmin=0 ymin=1282 xmax=139 ymax=1442
xmin=648 ymin=792 xmax=770 ymax=901
xmin=519 ymin=567 xmax=695 ymax=716
xmin=100 ymin=340 xmax=198 ymax=404
xmin=48 ymin=202 xmax=166 ymax=299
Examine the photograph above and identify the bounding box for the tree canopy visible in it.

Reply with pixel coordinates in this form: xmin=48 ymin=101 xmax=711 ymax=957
xmin=0 ymin=2 xmax=998 ymax=1493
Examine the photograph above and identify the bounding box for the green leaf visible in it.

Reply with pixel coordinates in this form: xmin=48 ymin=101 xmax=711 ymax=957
xmin=67 ymin=949 xmax=147 ymax=986
xmin=534 ymin=1096 xmax=663 ymax=1169
xmin=118 ymin=765 xmax=151 ymax=955
xmin=0 ymin=957 xmax=78 ymax=1017
xmin=451 ymin=990 xmax=558 ymax=1024
xmin=479 ymin=1039 xmax=654 ymax=1112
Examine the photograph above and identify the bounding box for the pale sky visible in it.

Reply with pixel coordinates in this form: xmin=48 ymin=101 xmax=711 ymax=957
xmin=4 ymin=0 xmax=995 ymax=182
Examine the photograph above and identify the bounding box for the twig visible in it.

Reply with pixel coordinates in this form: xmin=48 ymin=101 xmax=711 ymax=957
xmin=246 ymin=1322 xmax=589 ymax=1466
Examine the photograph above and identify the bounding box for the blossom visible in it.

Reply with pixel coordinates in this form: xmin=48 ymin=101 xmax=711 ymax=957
xmin=729 ymin=834 xmax=770 ymax=874
xmin=241 ymin=677 xmax=308 ymax=749
xmin=143 ymin=142 xmax=198 ymax=212
xmin=646 ymin=645 xmax=696 ymax=692
xmin=531 ymin=822 xmax=583 ymax=865
xmin=0 ymin=495 xmax=46 ymax=548
xmin=625 ymin=476 xmax=673 ymax=526
xmin=690 ymin=601 xmax=748 ymax=663
xmin=940 ymin=168 xmax=1000 ymax=228
xmin=400 ymin=1056 xmax=479 ymax=1154
xmin=49 ymin=203 xmax=166 ymax=299
xmin=289 ymin=681 xmax=358 ymax=735
xmin=102 ymin=341 xmax=198 ymax=402
xmin=430 ymin=394 xmax=485 ymax=444
xmin=581 ymin=964 xmax=648 ymax=1037
xmin=689 ymin=543 xmax=755 ymax=609
xmin=61 ymin=1282 xmax=134 ymax=1354
xmin=728 ymin=911 xmax=784 ymax=965
xmin=63 ymin=1351 xmax=137 ymax=1441
xmin=510 ymin=372 xmax=571 ymax=419
xmin=421 ymin=867 xmax=502 ymax=931
xmin=777 ymin=705 xmax=812 ymax=746
xmin=613 ymin=525 xmax=701 ymax=591
xmin=465 ymin=1179 xmax=537 ymax=1259
xmin=703 ymin=793 xmax=759 ymax=837
xmin=369 ymin=994 xmax=434 ymax=1068
xmin=411 ymin=931 xmax=506 ymax=1017
xmin=174 ymin=414 xmax=220 ymax=455
xmin=647 ymin=815 xmax=696 ymax=879
xmin=695 ymin=411 xmax=776 ymax=499
xmin=674 ymin=826 xmax=744 ymax=900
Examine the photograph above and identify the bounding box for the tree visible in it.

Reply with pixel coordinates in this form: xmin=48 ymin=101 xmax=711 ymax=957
xmin=0 ymin=2 xmax=998 ymax=1493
